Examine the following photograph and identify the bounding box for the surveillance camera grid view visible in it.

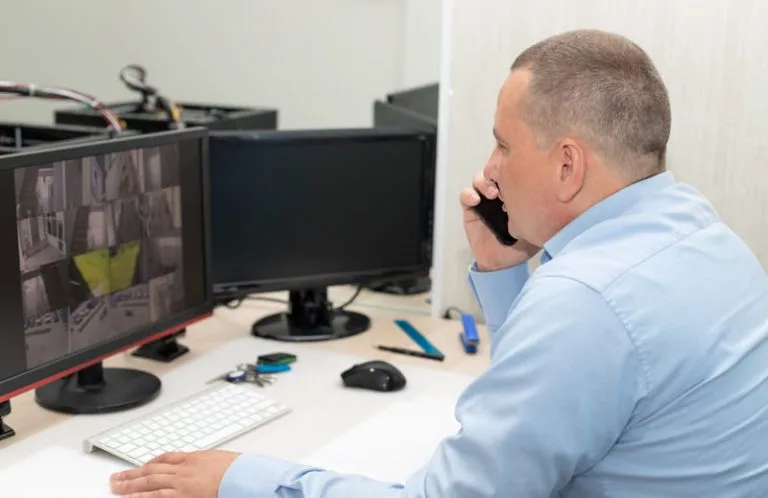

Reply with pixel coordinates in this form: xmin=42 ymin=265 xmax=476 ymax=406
xmin=15 ymin=144 xmax=185 ymax=369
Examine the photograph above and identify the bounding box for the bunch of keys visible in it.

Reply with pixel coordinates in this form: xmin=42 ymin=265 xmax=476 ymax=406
xmin=207 ymin=363 xmax=277 ymax=387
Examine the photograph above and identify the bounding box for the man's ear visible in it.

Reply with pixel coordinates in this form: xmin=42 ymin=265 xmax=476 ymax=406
xmin=555 ymin=138 xmax=586 ymax=203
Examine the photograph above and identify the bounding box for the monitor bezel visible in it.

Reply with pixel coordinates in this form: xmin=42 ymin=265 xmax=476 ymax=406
xmin=0 ymin=127 xmax=214 ymax=403
xmin=208 ymin=127 xmax=436 ymax=300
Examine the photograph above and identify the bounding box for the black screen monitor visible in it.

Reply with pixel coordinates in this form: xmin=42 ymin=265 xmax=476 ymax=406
xmin=209 ymin=128 xmax=436 ymax=342
xmin=0 ymin=121 xmax=125 ymax=156
xmin=0 ymin=128 xmax=212 ymax=421
xmin=370 ymin=101 xmax=437 ymax=296
xmin=373 ymin=101 xmax=437 ymax=132
xmin=386 ymin=83 xmax=439 ymax=121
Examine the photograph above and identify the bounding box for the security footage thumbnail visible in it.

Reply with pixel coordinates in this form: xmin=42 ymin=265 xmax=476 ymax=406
xmin=21 ymin=261 xmax=69 ymax=369
xmin=17 ymin=212 xmax=67 ymax=272
xmin=143 ymin=145 xmax=181 ymax=192
xmin=109 ymin=284 xmax=150 ymax=338
xmin=68 ymin=249 xmax=110 ymax=353
xmin=112 ymin=196 xmax=149 ymax=244
xmin=145 ymin=186 xmax=181 ymax=237
xmin=15 ymin=163 xmax=66 ymax=219
xmin=106 ymin=149 xmax=145 ymax=200
xmin=24 ymin=308 xmax=69 ymax=370
xmin=21 ymin=261 xmax=68 ymax=322
xmin=65 ymin=155 xmax=108 ymax=209
xmin=66 ymin=205 xmax=115 ymax=256
xmin=15 ymin=145 xmax=185 ymax=368
xmin=150 ymin=271 xmax=184 ymax=322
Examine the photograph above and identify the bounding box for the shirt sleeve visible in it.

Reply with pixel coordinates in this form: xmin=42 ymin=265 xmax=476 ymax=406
xmin=468 ymin=262 xmax=530 ymax=333
xmin=219 ymin=275 xmax=645 ymax=498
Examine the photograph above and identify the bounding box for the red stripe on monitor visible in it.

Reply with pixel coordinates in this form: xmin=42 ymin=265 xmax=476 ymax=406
xmin=0 ymin=312 xmax=213 ymax=404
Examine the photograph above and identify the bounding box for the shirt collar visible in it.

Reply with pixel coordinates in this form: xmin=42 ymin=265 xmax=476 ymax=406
xmin=542 ymin=170 xmax=677 ymax=261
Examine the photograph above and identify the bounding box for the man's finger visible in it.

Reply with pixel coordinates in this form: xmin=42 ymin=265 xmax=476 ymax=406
xmin=471 ymin=171 xmax=498 ymax=198
xmin=110 ymin=472 xmax=176 ymax=495
xmin=111 ymin=463 xmax=178 ymax=483
xmin=114 ymin=493 xmax=176 ymax=498
xmin=148 ymin=451 xmax=189 ymax=465
xmin=459 ymin=187 xmax=481 ymax=208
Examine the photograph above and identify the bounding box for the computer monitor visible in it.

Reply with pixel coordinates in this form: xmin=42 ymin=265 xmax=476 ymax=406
xmin=0 ymin=128 xmax=212 ymax=419
xmin=372 ymin=100 xmax=437 ymax=132
xmin=369 ymin=101 xmax=437 ymax=296
xmin=386 ymin=83 xmax=439 ymax=121
xmin=209 ymin=128 xmax=436 ymax=342
xmin=0 ymin=121 xmax=124 ymax=156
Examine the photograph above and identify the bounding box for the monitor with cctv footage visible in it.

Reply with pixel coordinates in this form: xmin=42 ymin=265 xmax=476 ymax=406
xmin=0 ymin=128 xmax=211 ymax=421
xmin=209 ymin=128 xmax=435 ymax=343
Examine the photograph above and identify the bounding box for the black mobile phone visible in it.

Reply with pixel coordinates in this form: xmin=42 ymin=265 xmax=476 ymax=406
xmin=472 ymin=191 xmax=518 ymax=246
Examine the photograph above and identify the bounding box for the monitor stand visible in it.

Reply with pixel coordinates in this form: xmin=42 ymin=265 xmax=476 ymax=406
xmin=0 ymin=400 xmax=15 ymax=441
xmin=367 ymin=276 xmax=431 ymax=296
xmin=251 ymin=287 xmax=370 ymax=342
xmin=35 ymin=362 xmax=161 ymax=415
xmin=131 ymin=330 xmax=189 ymax=362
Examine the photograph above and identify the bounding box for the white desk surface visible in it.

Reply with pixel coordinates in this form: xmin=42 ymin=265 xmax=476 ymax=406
xmin=0 ymin=286 xmax=490 ymax=476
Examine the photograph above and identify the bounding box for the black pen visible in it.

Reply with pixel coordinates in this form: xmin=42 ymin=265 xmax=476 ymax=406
xmin=376 ymin=345 xmax=445 ymax=362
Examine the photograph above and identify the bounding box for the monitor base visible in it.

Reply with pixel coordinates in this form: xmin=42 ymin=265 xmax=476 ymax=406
xmin=367 ymin=276 xmax=431 ymax=296
xmin=35 ymin=362 xmax=161 ymax=415
xmin=131 ymin=330 xmax=189 ymax=363
xmin=0 ymin=401 xmax=15 ymax=441
xmin=251 ymin=287 xmax=371 ymax=342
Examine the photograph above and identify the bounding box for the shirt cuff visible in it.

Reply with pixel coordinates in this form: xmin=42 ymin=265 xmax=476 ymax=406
xmin=468 ymin=262 xmax=530 ymax=329
xmin=219 ymin=452 xmax=303 ymax=498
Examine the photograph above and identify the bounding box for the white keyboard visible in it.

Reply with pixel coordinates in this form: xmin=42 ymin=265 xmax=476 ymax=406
xmin=84 ymin=382 xmax=291 ymax=466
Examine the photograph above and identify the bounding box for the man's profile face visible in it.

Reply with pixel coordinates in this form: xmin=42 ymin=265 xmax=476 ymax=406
xmin=483 ymin=69 xmax=558 ymax=244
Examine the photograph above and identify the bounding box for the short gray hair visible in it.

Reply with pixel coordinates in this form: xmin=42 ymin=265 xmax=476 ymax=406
xmin=511 ymin=29 xmax=671 ymax=177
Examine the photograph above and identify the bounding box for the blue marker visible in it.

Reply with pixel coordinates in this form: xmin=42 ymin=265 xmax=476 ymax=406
xmin=394 ymin=320 xmax=443 ymax=357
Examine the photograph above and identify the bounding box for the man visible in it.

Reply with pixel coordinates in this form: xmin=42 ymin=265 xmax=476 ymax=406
xmin=110 ymin=29 xmax=768 ymax=497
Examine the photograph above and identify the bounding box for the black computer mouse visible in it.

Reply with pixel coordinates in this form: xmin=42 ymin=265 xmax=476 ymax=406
xmin=340 ymin=360 xmax=406 ymax=392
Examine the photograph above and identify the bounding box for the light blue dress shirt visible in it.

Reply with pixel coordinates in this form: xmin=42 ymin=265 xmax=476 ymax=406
xmin=219 ymin=171 xmax=768 ymax=497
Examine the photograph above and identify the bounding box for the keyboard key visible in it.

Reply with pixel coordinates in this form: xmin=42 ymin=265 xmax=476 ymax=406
xmin=128 ymin=447 xmax=149 ymax=459
xmin=117 ymin=443 xmax=137 ymax=453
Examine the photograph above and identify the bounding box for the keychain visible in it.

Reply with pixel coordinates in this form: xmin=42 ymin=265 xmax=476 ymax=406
xmin=205 ymin=368 xmax=249 ymax=385
xmin=237 ymin=363 xmax=277 ymax=387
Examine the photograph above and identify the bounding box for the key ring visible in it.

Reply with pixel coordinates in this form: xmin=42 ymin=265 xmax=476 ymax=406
xmin=206 ymin=368 xmax=249 ymax=385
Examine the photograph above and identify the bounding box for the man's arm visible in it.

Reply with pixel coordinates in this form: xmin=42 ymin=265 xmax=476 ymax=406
xmin=468 ymin=262 xmax=529 ymax=332
xmin=220 ymin=275 xmax=645 ymax=498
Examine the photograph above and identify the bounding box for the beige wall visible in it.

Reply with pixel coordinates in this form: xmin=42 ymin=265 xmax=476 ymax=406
xmin=432 ymin=0 xmax=768 ymax=318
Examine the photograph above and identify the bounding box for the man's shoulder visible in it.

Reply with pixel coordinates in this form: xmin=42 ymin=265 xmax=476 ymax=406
xmin=535 ymin=182 xmax=723 ymax=294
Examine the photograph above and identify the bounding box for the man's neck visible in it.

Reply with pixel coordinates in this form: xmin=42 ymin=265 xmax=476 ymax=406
xmin=537 ymin=169 xmax=639 ymax=245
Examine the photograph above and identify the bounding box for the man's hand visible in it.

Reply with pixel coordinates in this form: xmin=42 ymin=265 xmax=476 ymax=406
xmin=460 ymin=171 xmax=540 ymax=271
xmin=110 ymin=450 xmax=240 ymax=497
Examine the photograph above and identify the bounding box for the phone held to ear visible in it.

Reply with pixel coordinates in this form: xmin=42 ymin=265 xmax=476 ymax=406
xmin=472 ymin=191 xmax=518 ymax=246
